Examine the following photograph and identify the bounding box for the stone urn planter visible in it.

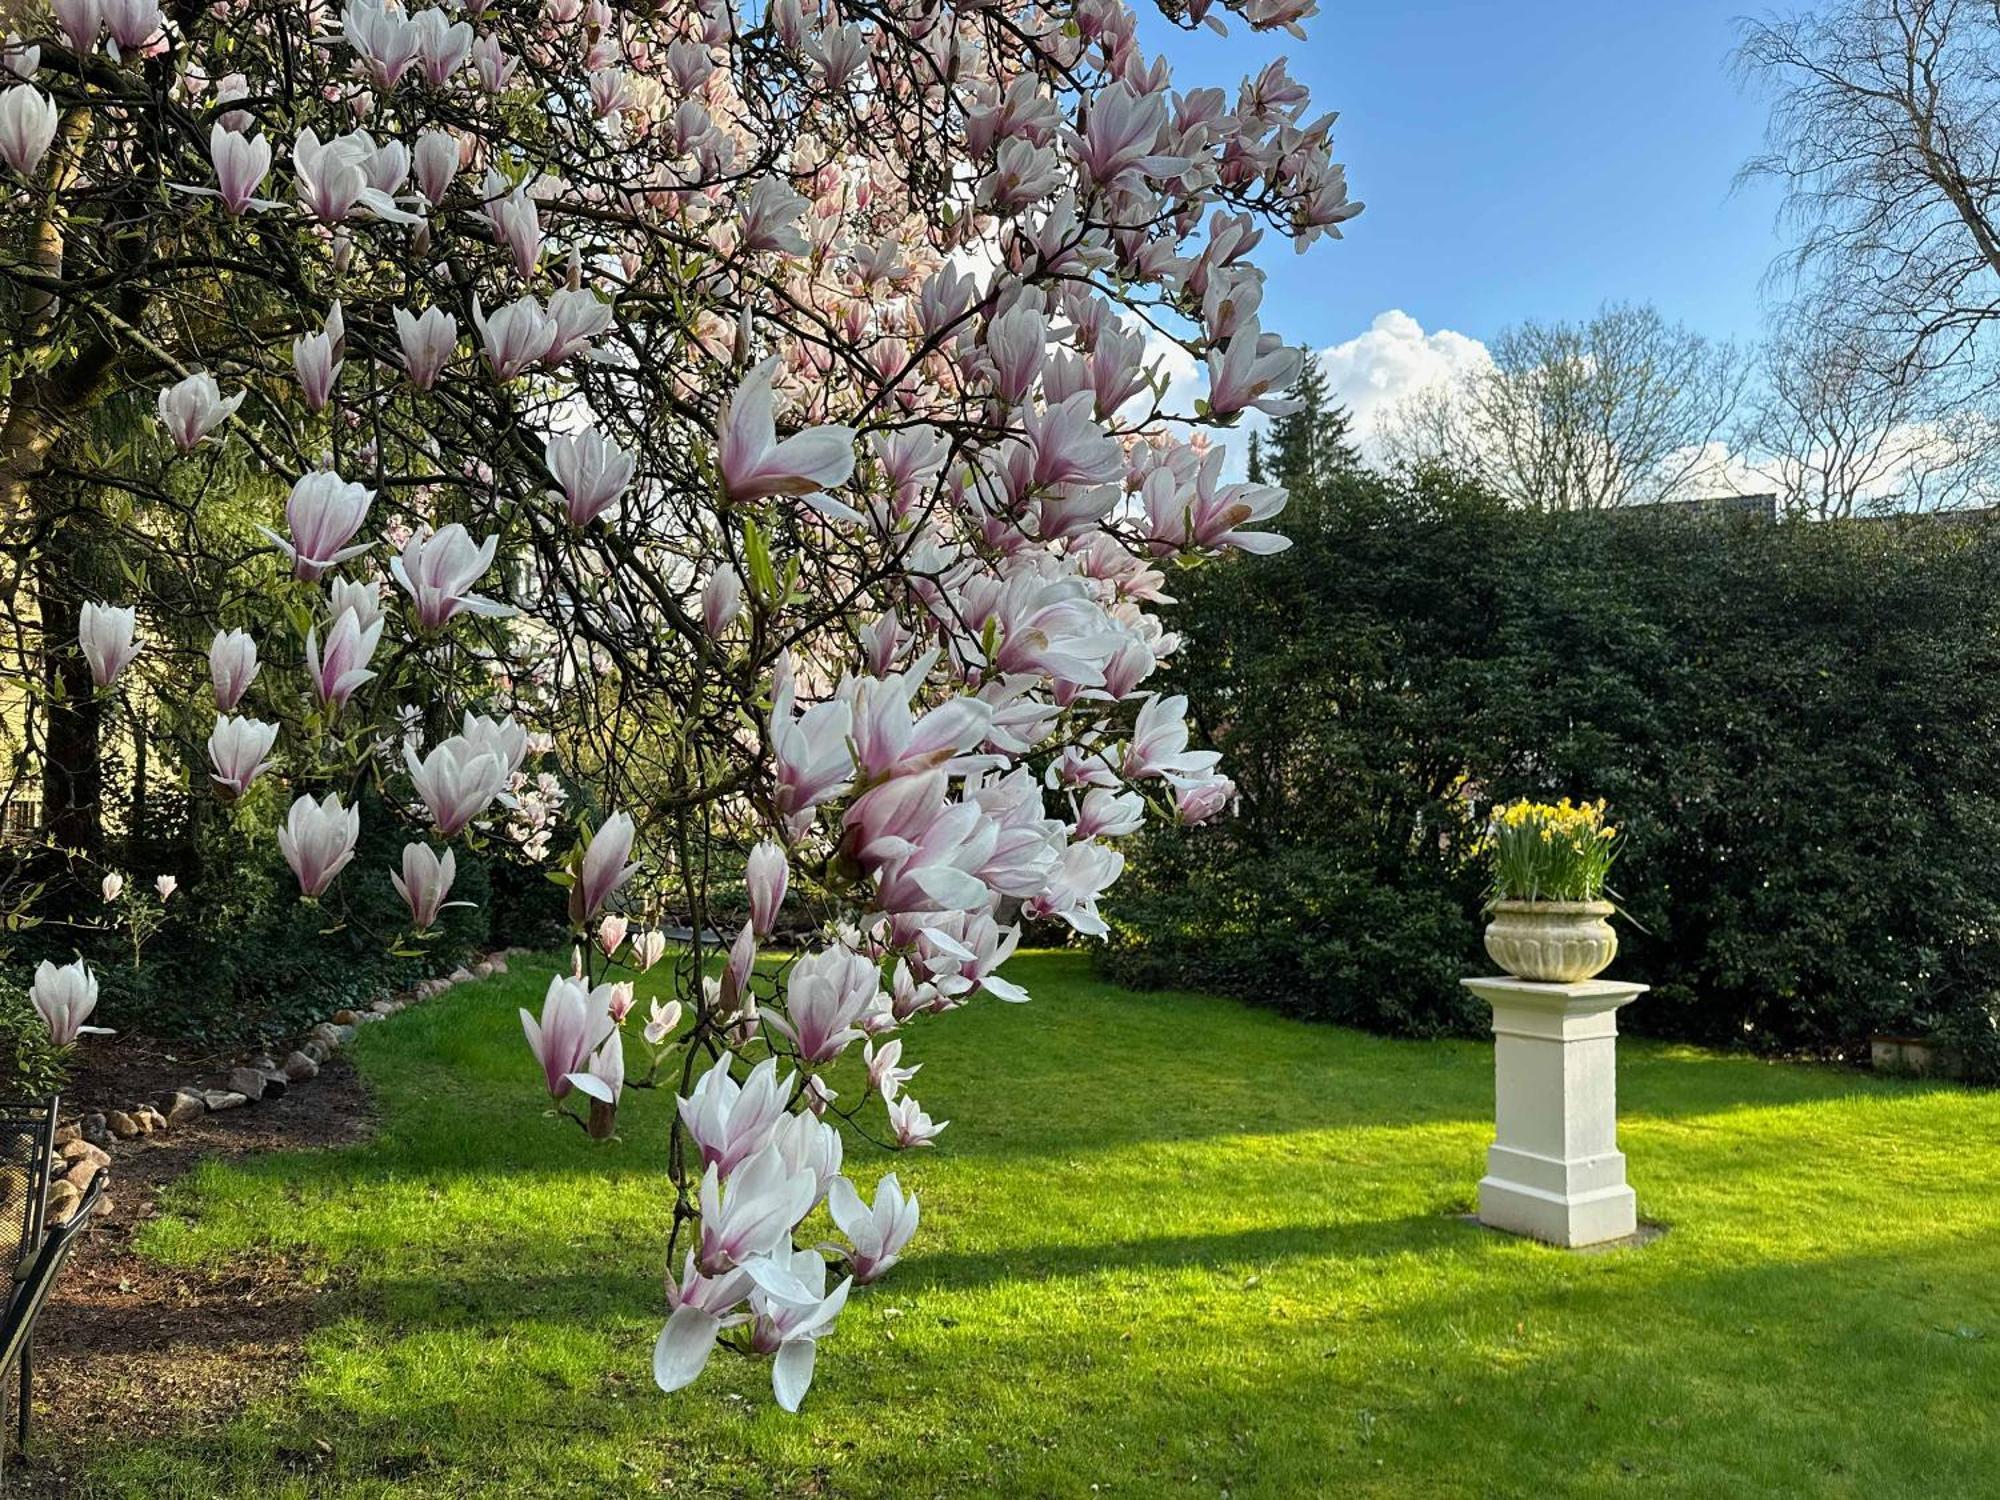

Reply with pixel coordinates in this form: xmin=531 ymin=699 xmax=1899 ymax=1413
xmin=1482 ymin=899 xmax=1619 ymax=984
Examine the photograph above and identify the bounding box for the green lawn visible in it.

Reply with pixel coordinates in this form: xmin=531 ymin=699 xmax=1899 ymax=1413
xmin=84 ymin=952 xmax=2000 ymax=1498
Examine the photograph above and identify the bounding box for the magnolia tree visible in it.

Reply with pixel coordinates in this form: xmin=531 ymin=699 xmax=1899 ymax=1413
xmin=0 ymin=0 xmax=1355 ymax=1410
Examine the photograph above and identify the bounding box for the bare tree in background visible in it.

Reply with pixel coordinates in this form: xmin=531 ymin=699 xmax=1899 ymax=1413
xmin=1739 ymin=294 xmax=2000 ymax=517
xmin=1737 ymin=0 xmax=2000 ymax=387
xmin=1377 ymin=304 xmax=1745 ymax=509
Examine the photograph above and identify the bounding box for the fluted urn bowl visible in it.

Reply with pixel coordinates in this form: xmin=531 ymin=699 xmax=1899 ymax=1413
xmin=1482 ymin=899 xmax=1618 ymax=983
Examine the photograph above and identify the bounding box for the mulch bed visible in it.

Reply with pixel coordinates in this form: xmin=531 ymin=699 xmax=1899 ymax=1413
xmin=8 ymin=1037 xmax=375 ymax=1495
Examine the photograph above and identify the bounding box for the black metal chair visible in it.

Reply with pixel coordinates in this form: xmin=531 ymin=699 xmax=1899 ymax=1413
xmin=0 ymin=1097 xmax=61 ymax=1289
xmin=0 ymin=1166 xmax=106 ymax=1470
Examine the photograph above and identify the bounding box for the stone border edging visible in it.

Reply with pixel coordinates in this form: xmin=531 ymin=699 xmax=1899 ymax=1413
xmin=45 ymin=947 xmax=530 ymax=1224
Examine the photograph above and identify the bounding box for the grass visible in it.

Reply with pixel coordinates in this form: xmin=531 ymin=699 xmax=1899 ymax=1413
xmin=79 ymin=951 xmax=2000 ymax=1498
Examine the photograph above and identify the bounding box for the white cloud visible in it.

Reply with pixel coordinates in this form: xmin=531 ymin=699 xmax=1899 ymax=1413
xmin=1315 ymin=309 xmax=1492 ymax=454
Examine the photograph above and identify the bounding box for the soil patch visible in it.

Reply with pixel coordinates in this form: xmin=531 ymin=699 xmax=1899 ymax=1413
xmin=9 ymin=1043 xmax=374 ymax=1495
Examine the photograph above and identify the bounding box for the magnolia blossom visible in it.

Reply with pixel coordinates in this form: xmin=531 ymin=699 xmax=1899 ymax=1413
xmin=100 ymin=872 xmax=123 ymax=902
xmin=404 ymin=736 xmax=508 ymax=837
xmin=762 ymin=945 xmax=879 ymax=1065
xmin=863 ymin=1037 xmax=919 ymax=1101
xmin=472 ymin=294 xmax=556 ymax=380
xmin=573 ymin=812 xmax=637 ymax=922
xmin=78 ymin=602 xmax=141 ymax=688
xmin=519 ymin=974 xmax=616 ymax=1099
xmin=718 ymin=360 xmax=857 ymax=506
xmin=265 ymin=471 xmax=374 ymax=580
xmin=569 ymin=1030 xmax=625 ymax=1106
xmin=395 ymin=306 xmax=458 ymax=389
xmin=886 ymin=1094 xmax=948 ymax=1148
xmin=391 ymin=843 xmax=457 ymax=929
xmin=679 ymin=1055 xmax=794 ymax=1176
xmin=633 ymin=929 xmax=667 ymax=972
xmin=30 ymin=960 xmax=111 ymax=1047
xmin=391 ymin=524 xmax=511 ymax=630
xmin=305 ymin=607 xmax=383 ymax=713
xmin=278 ymin=792 xmax=359 ymax=898
xmin=597 ymin=913 xmax=628 ymax=956
xmin=695 ymin=1144 xmax=816 ymax=1274
xmin=829 ymin=1173 xmax=919 ymax=1284
xmin=701 ymin=569 xmax=744 ymax=640
xmin=207 ymin=714 xmax=278 ymax=798
xmin=746 ymin=840 xmax=788 ymax=936
xmin=745 ymin=1245 xmax=852 ymax=1413
xmin=206 ymin=124 xmax=274 ymax=214
xmin=544 ymin=428 xmax=633 ymax=528
xmin=0 ymin=85 xmax=55 ymax=177
xmin=293 ymin=301 xmax=344 ymax=412
xmin=642 ymin=997 xmax=683 ymax=1045
xmin=156 ymin=371 xmax=245 ymax=451
xmin=209 ymin=629 xmax=258 ymax=710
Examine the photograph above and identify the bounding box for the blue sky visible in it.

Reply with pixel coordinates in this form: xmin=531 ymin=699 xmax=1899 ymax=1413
xmin=1148 ymin=1 xmax=1790 ymax=385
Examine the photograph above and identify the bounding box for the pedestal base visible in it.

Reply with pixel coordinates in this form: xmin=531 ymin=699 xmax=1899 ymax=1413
xmin=1462 ymin=975 xmax=1648 ymax=1249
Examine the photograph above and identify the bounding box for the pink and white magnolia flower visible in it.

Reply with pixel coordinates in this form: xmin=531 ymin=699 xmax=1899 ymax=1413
xmin=1204 ymin=318 xmax=1303 ymax=421
xmin=568 ymin=1029 xmax=625 ymax=1106
xmin=404 ymin=735 xmax=508 ymax=837
xmin=0 ymin=85 xmax=56 ymax=177
xmin=642 ymin=997 xmax=683 ymax=1045
xmin=293 ymin=301 xmax=344 ymax=412
xmin=695 ymin=1144 xmax=817 ymax=1274
xmin=1176 ymin=773 xmax=1238 ymax=825
xmin=30 ymin=960 xmax=111 ymax=1046
xmin=264 ymin=470 xmax=374 ymax=580
xmin=207 ymin=714 xmax=278 ymax=798
xmin=828 ymin=1172 xmax=919 ymax=1284
xmin=412 ymin=129 xmax=457 ymax=205
xmin=391 ymin=524 xmax=511 ymax=630
xmin=701 ymin=568 xmax=744 ymax=640
xmin=100 ymin=873 xmax=123 ymax=903
xmin=770 ymin=666 xmax=855 ymax=832
xmin=544 ymin=428 xmax=634 ymax=528
xmin=885 ymin=1093 xmax=948 ymax=1149
xmin=472 ymin=294 xmax=556 ymax=380
xmin=678 ymin=1054 xmax=794 ymax=1176
xmin=519 ymin=974 xmax=616 ymax=1099
xmin=746 ymin=840 xmax=788 ymax=936
xmin=596 ymin=913 xmax=628 ymax=956
xmin=50 ymin=0 xmax=98 ymax=55
xmin=1119 ymin=693 xmax=1223 ymax=784
xmin=718 ymin=360 xmax=857 ymax=505
xmin=209 ymin=629 xmax=258 ymax=711
xmin=394 ymin=306 xmax=458 ymax=389
xmin=391 ymin=843 xmax=457 ymax=929
xmin=78 ymin=601 xmax=141 ymax=688
xmin=771 ymin=1111 xmax=844 ymax=1210
xmin=745 ymin=1245 xmax=852 ymax=1413
xmin=153 ymin=873 xmax=176 ymax=902
xmin=278 ymin=792 xmax=359 ymax=898
xmin=291 ymin=127 xmax=423 ymax=225
xmin=652 ymin=1252 xmax=755 ymax=1396
xmin=202 ymin=124 xmax=274 ymax=214
xmin=572 ymin=812 xmax=637 ymax=922
xmin=863 ymin=1037 xmax=919 ymax=1101
xmin=101 ymin=0 xmax=160 ymax=53
xmin=156 ymin=371 xmax=244 ymax=451
xmin=304 ymin=607 xmax=383 ymax=713
xmin=633 ymin=929 xmax=667 ymax=972
xmin=762 ymin=945 xmax=880 ymax=1065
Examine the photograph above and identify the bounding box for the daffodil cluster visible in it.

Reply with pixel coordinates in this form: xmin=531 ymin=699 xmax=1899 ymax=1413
xmin=1487 ymin=798 xmax=1621 ymax=904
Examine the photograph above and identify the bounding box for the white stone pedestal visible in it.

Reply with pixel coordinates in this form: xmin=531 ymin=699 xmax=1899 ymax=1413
xmin=1461 ymin=976 xmax=1648 ymax=1248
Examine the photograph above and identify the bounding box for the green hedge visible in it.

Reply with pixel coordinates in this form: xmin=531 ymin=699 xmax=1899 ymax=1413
xmin=17 ymin=785 xmax=566 ymax=1051
xmin=1101 ymin=467 xmax=2000 ymax=1071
